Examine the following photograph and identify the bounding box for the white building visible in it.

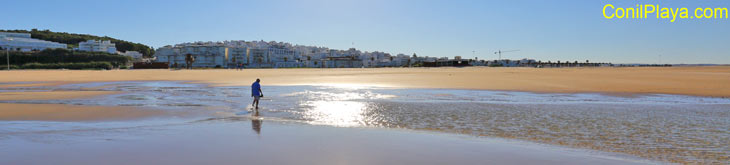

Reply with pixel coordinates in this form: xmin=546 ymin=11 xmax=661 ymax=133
xmin=390 ymin=53 xmax=412 ymax=67
xmin=78 ymin=40 xmax=117 ymax=54
xmin=155 ymin=44 xmax=235 ymax=68
xmin=361 ymin=51 xmax=387 ymax=68
xmin=227 ymin=47 xmax=249 ymax=67
xmin=0 ymin=32 xmax=67 ymax=52
xmin=269 ymin=46 xmax=299 ymax=68
xmin=157 ymin=40 xmax=454 ymax=68
xmin=246 ymin=48 xmax=271 ymax=68
xmin=121 ymin=51 xmax=143 ymax=60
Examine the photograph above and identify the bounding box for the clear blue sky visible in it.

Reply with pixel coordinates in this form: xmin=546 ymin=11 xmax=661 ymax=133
xmin=3 ymin=0 xmax=729 ymax=64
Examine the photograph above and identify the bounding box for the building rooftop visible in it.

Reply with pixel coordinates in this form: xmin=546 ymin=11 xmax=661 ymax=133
xmin=1 ymin=36 xmax=58 ymax=44
xmin=0 ymin=32 xmax=32 ymax=38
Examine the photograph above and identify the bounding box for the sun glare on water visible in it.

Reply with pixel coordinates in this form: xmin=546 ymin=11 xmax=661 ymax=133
xmin=286 ymin=84 xmax=397 ymax=127
xmin=287 ymin=83 xmax=393 ymax=90
xmin=302 ymin=101 xmax=367 ymax=127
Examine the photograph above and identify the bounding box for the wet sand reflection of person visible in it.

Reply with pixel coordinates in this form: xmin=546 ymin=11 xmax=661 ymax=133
xmin=251 ymin=110 xmax=262 ymax=135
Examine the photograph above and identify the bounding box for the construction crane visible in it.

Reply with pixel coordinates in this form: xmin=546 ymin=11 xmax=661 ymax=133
xmin=494 ymin=50 xmax=520 ymax=60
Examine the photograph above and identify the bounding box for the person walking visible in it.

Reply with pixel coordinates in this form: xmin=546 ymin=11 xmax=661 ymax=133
xmin=251 ymin=78 xmax=263 ymax=109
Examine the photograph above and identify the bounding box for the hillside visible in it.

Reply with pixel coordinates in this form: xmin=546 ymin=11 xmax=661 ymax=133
xmin=1 ymin=29 xmax=154 ymax=57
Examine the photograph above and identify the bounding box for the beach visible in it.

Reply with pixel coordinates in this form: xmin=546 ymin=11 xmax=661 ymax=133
xmin=0 ymin=66 xmax=729 ymax=97
xmin=6 ymin=0 xmax=730 ymax=163
xmin=1 ymin=66 xmax=729 ymax=164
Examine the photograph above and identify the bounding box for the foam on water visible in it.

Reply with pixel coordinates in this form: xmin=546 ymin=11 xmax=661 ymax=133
xmin=1 ymin=81 xmax=728 ymax=163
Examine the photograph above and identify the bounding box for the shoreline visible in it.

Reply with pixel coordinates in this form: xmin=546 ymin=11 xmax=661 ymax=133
xmin=1 ymin=81 xmax=726 ymax=123
xmin=1 ymin=66 xmax=729 ymax=97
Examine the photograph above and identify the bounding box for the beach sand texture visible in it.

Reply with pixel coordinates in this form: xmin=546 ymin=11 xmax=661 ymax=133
xmin=0 ymin=103 xmax=168 ymax=121
xmin=0 ymin=66 xmax=728 ymax=97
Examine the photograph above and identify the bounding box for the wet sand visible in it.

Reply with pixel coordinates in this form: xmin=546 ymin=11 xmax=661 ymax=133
xmin=0 ymin=103 xmax=168 ymax=121
xmin=0 ymin=66 xmax=728 ymax=97
xmin=0 ymin=120 xmax=651 ymax=165
xmin=0 ymin=91 xmax=121 ymax=101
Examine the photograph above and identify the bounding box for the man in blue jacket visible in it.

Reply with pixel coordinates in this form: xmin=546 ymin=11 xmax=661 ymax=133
xmin=251 ymin=78 xmax=263 ymax=109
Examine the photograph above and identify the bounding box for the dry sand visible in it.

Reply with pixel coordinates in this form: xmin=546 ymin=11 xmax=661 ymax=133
xmin=1 ymin=66 xmax=728 ymax=97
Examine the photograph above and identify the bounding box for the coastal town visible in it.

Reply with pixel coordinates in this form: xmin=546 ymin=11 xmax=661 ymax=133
xmin=3 ymin=30 xmax=645 ymax=70
xmin=152 ymin=40 xmax=621 ymax=69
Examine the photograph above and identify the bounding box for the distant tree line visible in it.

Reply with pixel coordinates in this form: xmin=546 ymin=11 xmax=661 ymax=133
xmin=16 ymin=62 xmax=114 ymax=70
xmin=1 ymin=29 xmax=155 ymax=57
xmin=0 ymin=48 xmax=131 ymax=69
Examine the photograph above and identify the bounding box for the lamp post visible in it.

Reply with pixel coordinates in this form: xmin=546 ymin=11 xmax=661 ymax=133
xmin=5 ymin=37 xmax=12 ymax=70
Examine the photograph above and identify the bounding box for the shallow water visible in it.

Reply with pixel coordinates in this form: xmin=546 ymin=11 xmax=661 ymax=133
xmin=1 ymin=81 xmax=729 ymax=163
xmin=0 ymin=120 xmax=653 ymax=165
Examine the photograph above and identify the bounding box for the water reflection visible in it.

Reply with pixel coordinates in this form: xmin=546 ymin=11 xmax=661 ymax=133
xmin=251 ymin=111 xmax=262 ymax=135
xmin=301 ymin=101 xmax=366 ymax=127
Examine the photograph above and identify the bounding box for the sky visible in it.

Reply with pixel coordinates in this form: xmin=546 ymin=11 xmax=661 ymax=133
xmin=3 ymin=0 xmax=729 ymax=64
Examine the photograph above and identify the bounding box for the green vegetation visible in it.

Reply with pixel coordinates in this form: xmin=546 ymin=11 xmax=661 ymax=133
xmin=1 ymin=48 xmax=130 ymax=69
xmin=18 ymin=62 xmax=113 ymax=70
xmin=0 ymin=29 xmax=154 ymax=57
xmin=0 ymin=65 xmax=20 ymax=70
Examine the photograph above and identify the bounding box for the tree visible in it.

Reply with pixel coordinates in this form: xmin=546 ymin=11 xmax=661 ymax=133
xmin=185 ymin=54 xmax=195 ymax=69
xmin=1 ymin=48 xmax=130 ymax=68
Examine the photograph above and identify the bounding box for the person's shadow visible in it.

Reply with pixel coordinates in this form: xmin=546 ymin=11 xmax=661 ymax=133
xmin=251 ymin=110 xmax=262 ymax=135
